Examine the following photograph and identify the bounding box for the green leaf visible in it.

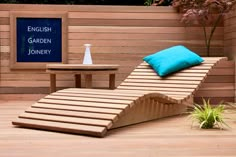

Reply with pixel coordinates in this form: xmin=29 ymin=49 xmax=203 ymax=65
xmin=190 ymin=98 xmax=229 ymax=129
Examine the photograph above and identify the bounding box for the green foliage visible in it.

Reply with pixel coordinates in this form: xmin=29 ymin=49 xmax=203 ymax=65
xmin=144 ymin=0 xmax=173 ymax=6
xmin=190 ymin=99 xmax=229 ymax=129
xmin=144 ymin=0 xmax=154 ymax=6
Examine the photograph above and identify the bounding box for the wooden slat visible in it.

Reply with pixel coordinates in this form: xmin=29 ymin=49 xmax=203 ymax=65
xmin=19 ymin=112 xmax=113 ymax=129
xmin=51 ymin=92 xmax=138 ymax=100
xmin=120 ymin=82 xmax=198 ymax=89
xmin=195 ymin=90 xmax=234 ymax=97
xmin=0 ymin=25 xmax=9 ymax=32
xmin=12 ymin=118 xmax=107 ymax=137
xmin=47 ymin=70 xmax=118 ymax=75
xmin=0 ymin=17 xmax=9 ymax=25
xmin=58 ymin=88 xmax=144 ymax=97
xmin=47 ymin=64 xmax=119 ymax=70
xmin=139 ymin=62 xmax=214 ymax=66
xmin=68 ymin=26 xmax=187 ymax=33
xmin=194 ymin=97 xmax=234 ymax=104
xmin=68 ymin=12 xmax=180 ymax=20
xmin=202 ymin=57 xmax=227 ymax=60
xmin=200 ymin=83 xmax=234 ymax=90
xmin=208 ymin=68 xmax=234 ymax=75
xmin=68 ymin=19 xmax=183 ymax=27
xmin=68 ymin=39 xmax=223 ymax=47
xmin=39 ymin=98 xmax=129 ymax=110
xmin=118 ymin=85 xmax=194 ymax=92
xmin=69 ymin=33 xmax=205 ymax=40
xmin=68 ymin=46 xmax=223 ymax=54
xmin=127 ymin=75 xmax=205 ymax=81
xmin=68 ymin=26 xmax=223 ymax=33
xmin=214 ymin=60 xmax=234 ymax=68
xmin=68 ymin=32 xmax=223 ymax=40
xmin=0 ymin=4 xmax=177 ymax=12
xmin=205 ymin=75 xmax=234 ymax=83
xmin=114 ymin=90 xmax=187 ymax=99
xmin=44 ymin=95 xmax=133 ymax=105
xmin=123 ymin=78 xmax=201 ymax=85
xmin=136 ymin=66 xmax=214 ymax=70
xmin=130 ymin=72 xmax=206 ymax=77
xmin=117 ymin=86 xmax=191 ymax=95
xmin=26 ymin=107 xmax=118 ymax=122
xmin=32 ymin=103 xmax=123 ymax=115
xmin=0 ymin=72 xmax=127 ymax=81
xmin=141 ymin=62 xmax=215 ymax=66
xmin=0 ymin=39 xmax=10 ymax=46
xmin=0 ymin=45 xmax=9 ymax=52
xmin=134 ymin=68 xmax=210 ymax=73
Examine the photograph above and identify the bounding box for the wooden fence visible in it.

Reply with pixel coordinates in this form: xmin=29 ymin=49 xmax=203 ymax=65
xmin=0 ymin=4 xmax=234 ymax=103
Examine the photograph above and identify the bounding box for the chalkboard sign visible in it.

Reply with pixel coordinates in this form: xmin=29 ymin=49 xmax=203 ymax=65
xmin=16 ymin=18 xmax=62 ymax=62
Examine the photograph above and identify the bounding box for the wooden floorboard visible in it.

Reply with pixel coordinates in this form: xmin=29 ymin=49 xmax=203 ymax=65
xmin=1 ymin=100 xmax=236 ymax=157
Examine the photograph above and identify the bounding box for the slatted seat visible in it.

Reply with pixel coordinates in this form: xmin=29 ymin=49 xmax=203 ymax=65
xmin=12 ymin=57 xmax=227 ymax=137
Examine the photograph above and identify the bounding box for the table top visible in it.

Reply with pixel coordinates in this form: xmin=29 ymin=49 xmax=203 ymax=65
xmin=46 ymin=64 xmax=119 ymax=70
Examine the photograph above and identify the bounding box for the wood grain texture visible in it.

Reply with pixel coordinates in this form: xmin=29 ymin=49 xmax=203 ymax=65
xmin=26 ymin=107 xmax=118 ymax=122
xmin=12 ymin=57 xmax=226 ymax=137
xmin=224 ymin=12 xmax=236 ymax=102
xmin=2 ymin=100 xmax=236 ymax=157
xmin=0 ymin=4 xmax=233 ymax=104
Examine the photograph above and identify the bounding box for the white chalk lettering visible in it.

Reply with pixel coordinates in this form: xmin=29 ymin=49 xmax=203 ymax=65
xmin=28 ymin=49 xmax=51 ymax=55
xmin=27 ymin=26 xmax=52 ymax=32
xmin=28 ymin=38 xmax=52 ymax=44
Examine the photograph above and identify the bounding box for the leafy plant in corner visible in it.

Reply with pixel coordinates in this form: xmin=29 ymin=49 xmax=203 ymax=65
xmin=144 ymin=0 xmax=173 ymax=6
xmin=172 ymin=0 xmax=236 ymax=57
xmin=144 ymin=0 xmax=155 ymax=6
xmin=190 ymin=99 xmax=229 ymax=129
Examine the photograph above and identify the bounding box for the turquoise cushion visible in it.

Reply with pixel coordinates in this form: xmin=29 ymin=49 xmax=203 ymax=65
xmin=143 ymin=45 xmax=204 ymax=77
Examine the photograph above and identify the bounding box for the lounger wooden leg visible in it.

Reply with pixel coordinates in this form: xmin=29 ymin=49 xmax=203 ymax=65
xmin=109 ymin=74 xmax=116 ymax=89
xmin=75 ymin=74 xmax=81 ymax=88
xmin=50 ymin=74 xmax=56 ymax=93
xmin=85 ymin=74 xmax=92 ymax=88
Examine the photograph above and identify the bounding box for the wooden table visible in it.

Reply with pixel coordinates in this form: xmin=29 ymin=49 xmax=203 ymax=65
xmin=46 ymin=64 xmax=119 ymax=93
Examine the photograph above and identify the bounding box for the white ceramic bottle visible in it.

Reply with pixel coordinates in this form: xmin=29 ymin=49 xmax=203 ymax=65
xmin=83 ymin=44 xmax=93 ymax=64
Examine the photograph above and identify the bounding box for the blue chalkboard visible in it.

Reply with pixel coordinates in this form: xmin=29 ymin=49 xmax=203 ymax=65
xmin=16 ymin=18 xmax=62 ymax=62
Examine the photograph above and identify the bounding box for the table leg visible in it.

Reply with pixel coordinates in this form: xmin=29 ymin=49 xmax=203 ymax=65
xmin=85 ymin=74 xmax=92 ymax=88
xmin=50 ymin=74 xmax=56 ymax=93
xmin=109 ymin=74 xmax=116 ymax=89
xmin=75 ymin=74 xmax=81 ymax=88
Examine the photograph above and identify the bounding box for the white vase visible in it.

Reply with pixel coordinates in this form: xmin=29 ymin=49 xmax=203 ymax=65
xmin=83 ymin=44 xmax=93 ymax=64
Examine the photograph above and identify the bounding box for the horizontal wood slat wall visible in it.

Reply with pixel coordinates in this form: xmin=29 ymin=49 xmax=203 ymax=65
xmin=0 ymin=4 xmax=234 ymax=103
xmin=194 ymin=60 xmax=235 ymax=104
xmin=224 ymin=9 xmax=236 ymax=102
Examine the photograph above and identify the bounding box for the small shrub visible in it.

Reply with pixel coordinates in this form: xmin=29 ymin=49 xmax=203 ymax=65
xmin=190 ymin=99 xmax=229 ymax=129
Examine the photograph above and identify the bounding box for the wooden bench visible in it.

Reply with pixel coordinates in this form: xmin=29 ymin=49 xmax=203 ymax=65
xmin=46 ymin=64 xmax=119 ymax=93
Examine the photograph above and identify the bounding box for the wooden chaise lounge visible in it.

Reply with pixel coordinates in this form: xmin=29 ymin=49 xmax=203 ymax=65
xmin=12 ymin=57 xmax=226 ymax=137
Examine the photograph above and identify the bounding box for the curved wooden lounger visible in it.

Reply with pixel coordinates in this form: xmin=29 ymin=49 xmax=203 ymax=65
xmin=12 ymin=57 xmax=227 ymax=137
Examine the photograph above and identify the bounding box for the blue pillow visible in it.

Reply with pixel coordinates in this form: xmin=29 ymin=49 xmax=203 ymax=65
xmin=143 ymin=45 xmax=204 ymax=77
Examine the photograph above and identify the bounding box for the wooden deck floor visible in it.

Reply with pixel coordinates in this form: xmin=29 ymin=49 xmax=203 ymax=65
xmin=1 ymin=100 xmax=236 ymax=157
